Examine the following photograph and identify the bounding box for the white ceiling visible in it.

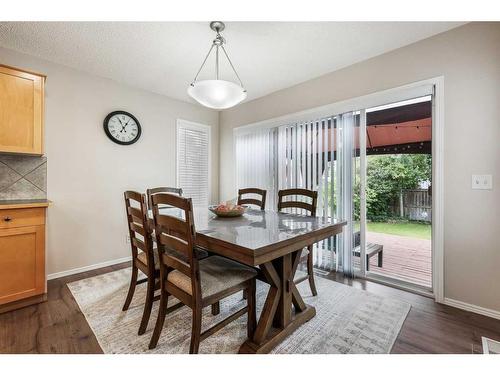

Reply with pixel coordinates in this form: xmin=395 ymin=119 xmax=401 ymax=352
xmin=0 ymin=22 xmax=464 ymax=105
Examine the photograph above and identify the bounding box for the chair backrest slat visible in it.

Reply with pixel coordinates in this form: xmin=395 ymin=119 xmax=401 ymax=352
xmin=147 ymin=187 xmax=182 ymax=209
xmin=124 ymin=191 xmax=155 ymax=271
xmin=129 ymin=222 xmax=146 ymax=236
xmin=127 ymin=206 xmax=143 ymax=220
xmin=277 ymin=188 xmax=318 ymax=217
xmin=132 ymin=237 xmax=147 ymax=252
xmin=238 ymin=198 xmax=265 ymax=208
xmin=156 ymin=214 xmax=189 ymax=237
xmin=153 ymin=191 xmax=190 ymax=211
xmin=279 ymin=201 xmax=314 ymax=212
xmin=157 ymin=232 xmax=190 ymax=258
xmin=237 ymin=188 xmax=267 ymax=210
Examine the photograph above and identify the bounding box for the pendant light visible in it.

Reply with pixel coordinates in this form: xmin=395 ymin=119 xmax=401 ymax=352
xmin=188 ymin=21 xmax=247 ymax=110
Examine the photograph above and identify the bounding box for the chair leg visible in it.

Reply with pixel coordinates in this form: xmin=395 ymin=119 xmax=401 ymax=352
xmin=378 ymin=250 xmax=383 ymax=268
xmin=211 ymin=302 xmax=220 ymax=316
xmin=366 ymin=255 xmax=370 ymax=271
xmin=122 ymin=265 xmax=138 ymax=311
xmin=306 ymin=246 xmax=318 ymax=296
xmin=189 ymin=305 xmax=202 ymax=354
xmin=148 ymin=290 xmax=169 ymax=349
xmin=138 ymin=276 xmax=155 ymax=335
xmin=246 ymin=279 xmax=256 ymax=339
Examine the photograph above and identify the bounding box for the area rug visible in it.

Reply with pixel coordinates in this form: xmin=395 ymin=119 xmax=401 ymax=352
xmin=67 ymin=268 xmax=410 ymax=354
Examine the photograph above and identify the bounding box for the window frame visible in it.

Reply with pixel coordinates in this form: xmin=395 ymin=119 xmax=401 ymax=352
xmin=232 ymin=76 xmax=444 ymax=303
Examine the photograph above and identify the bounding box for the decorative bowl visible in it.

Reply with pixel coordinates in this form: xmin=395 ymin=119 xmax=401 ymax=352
xmin=209 ymin=204 xmax=247 ymax=217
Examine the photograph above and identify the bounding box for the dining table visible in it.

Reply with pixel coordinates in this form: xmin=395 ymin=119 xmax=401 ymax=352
xmin=152 ymin=207 xmax=346 ymax=354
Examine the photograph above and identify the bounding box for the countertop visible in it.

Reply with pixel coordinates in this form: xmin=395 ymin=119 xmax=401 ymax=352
xmin=0 ymin=199 xmax=51 ymax=209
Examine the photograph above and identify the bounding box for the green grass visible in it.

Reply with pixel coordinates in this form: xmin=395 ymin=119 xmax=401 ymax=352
xmin=365 ymin=221 xmax=431 ymax=240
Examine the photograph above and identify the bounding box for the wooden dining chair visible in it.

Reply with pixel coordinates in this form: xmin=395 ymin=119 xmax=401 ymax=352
xmin=277 ymin=188 xmax=319 ymax=296
xmin=146 ymin=187 xmax=183 ymax=210
xmin=122 ymin=191 xmax=161 ymax=335
xmin=146 ymin=186 xmax=222 ymax=315
xmin=123 ymin=191 xmax=219 ymax=336
xmin=237 ymin=188 xmax=267 ymax=210
xmin=148 ymin=193 xmax=257 ymax=353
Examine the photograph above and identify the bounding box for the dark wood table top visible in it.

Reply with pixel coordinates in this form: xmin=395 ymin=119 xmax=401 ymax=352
xmin=153 ymin=208 xmax=346 ymax=266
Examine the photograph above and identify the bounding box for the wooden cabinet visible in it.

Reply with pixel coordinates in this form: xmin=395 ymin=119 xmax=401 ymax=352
xmin=0 ymin=64 xmax=46 ymax=155
xmin=0 ymin=204 xmax=48 ymax=313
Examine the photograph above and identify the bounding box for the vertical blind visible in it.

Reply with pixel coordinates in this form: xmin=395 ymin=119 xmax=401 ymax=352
xmin=177 ymin=121 xmax=210 ymax=208
xmin=235 ymin=128 xmax=277 ymax=209
xmin=235 ymin=112 xmax=357 ymax=273
xmin=277 ymin=114 xmax=355 ymax=274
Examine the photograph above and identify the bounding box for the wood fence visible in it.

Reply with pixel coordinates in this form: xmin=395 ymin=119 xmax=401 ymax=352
xmin=391 ymin=189 xmax=432 ymax=222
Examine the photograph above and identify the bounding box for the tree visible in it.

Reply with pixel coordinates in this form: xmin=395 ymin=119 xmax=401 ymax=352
xmin=354 ymin=154 xmax=431 ymax=220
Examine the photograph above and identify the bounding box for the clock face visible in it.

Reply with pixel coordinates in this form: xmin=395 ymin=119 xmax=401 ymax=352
xmin=103 ymin=111 xmax=141 ymax=145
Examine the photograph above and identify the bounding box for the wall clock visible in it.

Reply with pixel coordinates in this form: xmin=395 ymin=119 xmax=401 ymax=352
xmin=103 ymin=111 xmax=142 ymax=145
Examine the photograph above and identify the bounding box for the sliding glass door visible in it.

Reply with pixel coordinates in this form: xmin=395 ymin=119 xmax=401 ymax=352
xmin=357 ymin=95 xmax=434 ymax=291
xmin=234 ymin=82 xmax=436 ymax=292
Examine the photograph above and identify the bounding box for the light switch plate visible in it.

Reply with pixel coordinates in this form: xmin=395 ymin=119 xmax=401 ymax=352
xmin=472 ymin=174 xmax=493 ymax=190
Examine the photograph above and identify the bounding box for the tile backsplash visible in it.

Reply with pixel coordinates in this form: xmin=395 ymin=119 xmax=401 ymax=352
xmin=0 ymin=155 xmax=47 ymax=200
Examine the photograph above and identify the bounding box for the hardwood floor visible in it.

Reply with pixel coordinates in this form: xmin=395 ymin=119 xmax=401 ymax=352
xmin=325 ymin=272 xmax=500 ymax=354
xmin=1 ymin=261 xmax=499 ymax=354
xmin=0 ymin=263 xmax=129 ymax=354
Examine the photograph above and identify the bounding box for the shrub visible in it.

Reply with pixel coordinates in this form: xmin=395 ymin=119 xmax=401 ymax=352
xmin=354 ymin=154 xmax=431 ymax=219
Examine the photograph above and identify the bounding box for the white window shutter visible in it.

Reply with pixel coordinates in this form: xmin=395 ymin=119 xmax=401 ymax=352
xmin=177 ymin=120 xmax=210 ymax=208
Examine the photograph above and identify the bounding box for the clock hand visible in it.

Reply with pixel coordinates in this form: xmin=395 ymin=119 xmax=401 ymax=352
xmin=116 ymin=118 xmax=127 ymax=132
xmin=118 ymin=122 xmax=127 ymax=132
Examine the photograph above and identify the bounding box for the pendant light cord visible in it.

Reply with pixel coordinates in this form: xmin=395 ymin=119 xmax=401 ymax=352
xmin=192 ymin=44 xmax=215 ymax=84
xmin=215 ymin=45 xmax=219 ymax=80
xmin=221 ymin=45 xmax=245 ymax=90
xmin=191 ymin=26 xmax=245 ymax=90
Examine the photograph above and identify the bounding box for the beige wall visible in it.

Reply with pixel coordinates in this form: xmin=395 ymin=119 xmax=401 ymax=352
xmin=220 ymin=22 xmax=500 ymax=312
xmin=0 ymin=47 xmax=219 ymax=276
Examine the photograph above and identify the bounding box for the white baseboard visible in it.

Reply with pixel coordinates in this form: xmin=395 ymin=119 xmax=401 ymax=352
xmin=47 ymin=256 xmax=131 ymax=280
xmin=443 ymin=298 xmax=500 ymax=321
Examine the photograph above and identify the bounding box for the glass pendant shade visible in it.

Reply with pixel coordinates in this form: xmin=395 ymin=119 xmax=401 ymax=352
xmin=188 ymin=80 xmax=247 ymax=110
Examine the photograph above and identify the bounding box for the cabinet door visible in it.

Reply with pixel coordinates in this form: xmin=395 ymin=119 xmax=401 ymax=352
xmin=0 ymin=225 xmax=45 ymax=304
xmin=0 ymin=65 xmax=44 ymax=155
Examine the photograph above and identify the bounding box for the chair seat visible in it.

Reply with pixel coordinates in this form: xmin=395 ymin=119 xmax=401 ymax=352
xmin=167 ymin=256 xmax=257 ymax=299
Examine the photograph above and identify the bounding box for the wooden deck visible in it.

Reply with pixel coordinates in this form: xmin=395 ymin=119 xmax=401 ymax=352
xmin=317 ymin=232 xmax=432 ymax=287
xmin=362 ymin=232 xmax=432 ymax=287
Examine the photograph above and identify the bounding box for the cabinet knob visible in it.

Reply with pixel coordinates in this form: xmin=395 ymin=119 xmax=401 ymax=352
xmin=4 ymin=216 xmax=12 ymax=222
